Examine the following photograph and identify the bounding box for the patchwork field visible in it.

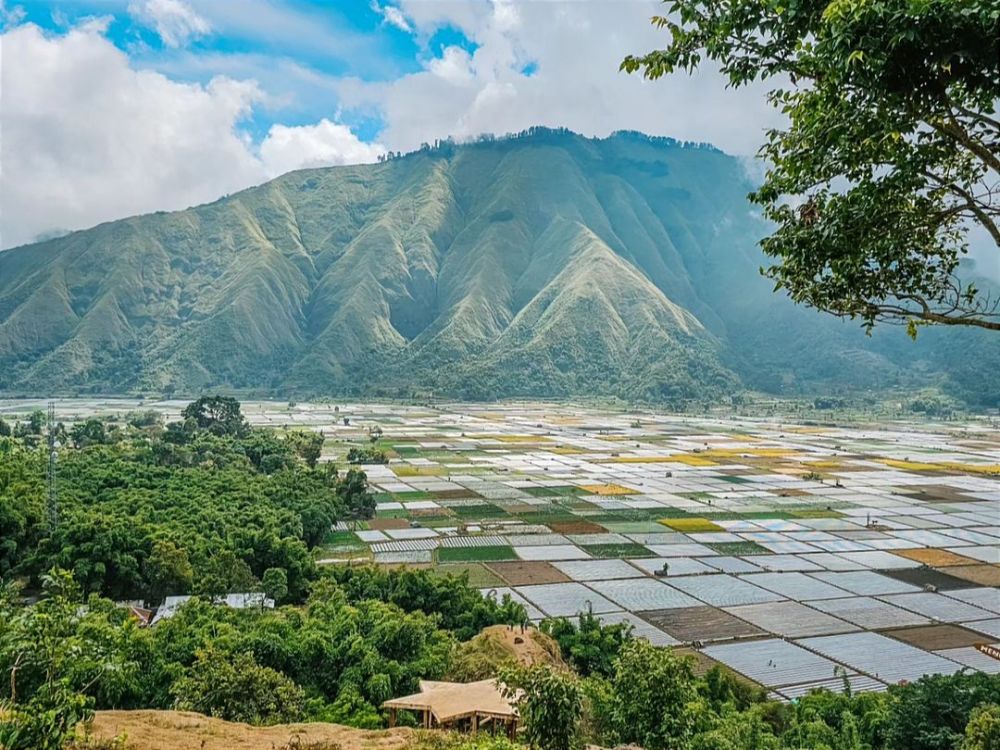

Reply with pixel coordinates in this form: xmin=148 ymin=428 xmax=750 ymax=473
xmin=7 ymin=398 xmax=1000 ymax=700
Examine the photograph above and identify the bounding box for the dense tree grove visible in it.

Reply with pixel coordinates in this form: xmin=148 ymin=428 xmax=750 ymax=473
xmin=540 ymin=612 xmax=632 ymax=678
xmin=0 ymin=569 xmax=464 ymax=746
xmin=0 ymin=400 xmax=360 ymax=603
xmin=325 ymin=565 xmax=526 ymax=641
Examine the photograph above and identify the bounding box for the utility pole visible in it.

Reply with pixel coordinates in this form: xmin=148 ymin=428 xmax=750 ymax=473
xmin=46 ymin=401 xmax=59 ymax=530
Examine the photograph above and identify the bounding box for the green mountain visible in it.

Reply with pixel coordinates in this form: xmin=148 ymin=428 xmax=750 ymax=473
xmin=0 ymin=128 xmax=995 ymax=405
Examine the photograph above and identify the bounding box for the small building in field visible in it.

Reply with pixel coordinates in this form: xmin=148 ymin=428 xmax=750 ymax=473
xmin=382 ymin=679 xmax=519 ymax=736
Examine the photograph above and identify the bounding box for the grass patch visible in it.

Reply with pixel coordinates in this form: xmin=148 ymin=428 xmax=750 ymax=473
xmin=314 ymin=531 xmax=368 ymax=559
xmin=659 ymin=517 xmax=724 ymax=533
xmin=791 ymin=508 xmax=845 ymax=519
xmin=431 ymin=563 xmax=506 ymax=588
xmin=393 ymin=465 xmax=448 ymax=477
xmin=524 ymin=485 xmax=587 ymax=498
xmin=375 ymin=509 xmax=411 ymax=520
xmin=681 ymin=492 xmax=714 ymax=501
xmin=582 ymin=543 xmax=652 ymax=559
xmin=587 ymin=508 xmax=684 ymax=524
xmin=600 ymin=521 xmax=667 ymax=534
xmin=392 ymin=490 xmax=435 ymax=501
xmin=437 ymin=546 xmax=517 ymax=563
xmin=321 ymin=530 xmax=363 ymax=547
xmin=489 ymin=434 xmax=552 ymax=443
xmin=409 ymin=513 xmax=455 ymax=526
xmin=553 ymin=496 xmax=600 ymax=511
xmin=704 ymin=511 xmax=796 ymax=521
xmin=707 ymin=541 xmax=769 ymax=555
xmin=451 ymin=504 xmax=507 ymax=519
xmin=513 ymin=511 xmax=579 ymax=525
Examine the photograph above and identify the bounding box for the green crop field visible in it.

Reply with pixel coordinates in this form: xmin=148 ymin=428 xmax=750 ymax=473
xmin=437 ymin=546 xmax=518 ymax=563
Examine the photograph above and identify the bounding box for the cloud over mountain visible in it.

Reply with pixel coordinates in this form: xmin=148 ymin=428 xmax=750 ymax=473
xmin=0 ymin=20 xmax=383 ymax=248
xmin=0 ymin=1 xmax=783 ymax=248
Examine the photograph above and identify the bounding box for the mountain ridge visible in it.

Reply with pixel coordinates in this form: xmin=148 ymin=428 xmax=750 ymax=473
xmin=1 ymin=128 xmax=996 ymax=405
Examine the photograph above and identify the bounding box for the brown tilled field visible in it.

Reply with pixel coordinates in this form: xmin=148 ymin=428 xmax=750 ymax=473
xmin=882 ymin=624 xmax=991 ymax=651
xmin=548 ymin=520 xmax=607 ymax=534
xmin=640 ymin=606 xmax=766 ymax=642
xmin=893 ymin=548 xmax=984 ymax=567
xmin=367 ymin=518 xmax=412 ymax=530
xmin=487 ymin=560 xmax=571 ymax=585
xmin=947 ymin=565 xmax=1000 ymax=587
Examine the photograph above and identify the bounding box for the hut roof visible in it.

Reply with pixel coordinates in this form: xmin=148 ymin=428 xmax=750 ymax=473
xmin=382 ymin=679 xmax=518 ymax=723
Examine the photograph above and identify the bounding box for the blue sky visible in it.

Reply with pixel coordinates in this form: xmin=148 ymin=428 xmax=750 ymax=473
xmin=0 ymin=0 xmax=780 ymax=247
xmin=11 ymin=0 xmax=483 ymax=142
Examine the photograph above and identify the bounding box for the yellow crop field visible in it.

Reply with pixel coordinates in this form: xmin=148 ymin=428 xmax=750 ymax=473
xmin=663 ymin=454 xmax=718 ymax=466
xmin=659 ymin=517 xmax=724 ymax=532
xmin=880 ymin=459 xmax=1000 ymax=475
xmin=700 ymin=448 xmax=797 ymax=458
xmin=475 ymin=434 xmax=552 ymax=443
xmin=801 ymin=460 xmax=845 ymax=470
xmin=580 ymin=483 xmax=638 ymax=495
xmin=604 ymin=456 xmax=677 ymax=464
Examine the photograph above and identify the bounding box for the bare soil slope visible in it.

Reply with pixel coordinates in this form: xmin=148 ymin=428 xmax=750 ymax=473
xmin=76 ymin=710 xmax=420 ymax=750
xmin=477 ymin=624 xmax=565 ymax=668
xmin=446 ymin=624 xmax=567 ymax=681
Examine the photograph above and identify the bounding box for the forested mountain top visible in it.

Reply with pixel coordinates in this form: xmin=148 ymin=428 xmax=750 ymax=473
xmin=1 ymin=127 xmax=997 ymax=406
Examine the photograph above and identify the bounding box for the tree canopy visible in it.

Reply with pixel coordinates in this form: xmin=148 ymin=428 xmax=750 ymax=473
xmin=0 ymin=398 xmax=350 ymax=603
xmin=624 ymin=0 xmax=1000 ymax=334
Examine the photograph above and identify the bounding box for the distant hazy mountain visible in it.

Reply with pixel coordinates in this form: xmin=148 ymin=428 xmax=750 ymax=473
xmin=1 ymin=128 xmax=995 ymax=405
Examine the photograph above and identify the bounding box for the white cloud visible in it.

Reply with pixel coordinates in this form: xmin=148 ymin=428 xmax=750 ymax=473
xmin=0 ymin=2 xmax=785 ymax=249
xmin=344 ymin=0 xmax=782 ymax=158
xmin=260 ymin=119 xmax=385 ymax=177
xmin=128 ymin=0 xmax=210 ymax=47
xmin=0 ymin=22 xmax=383 ymax=248
xmin=427 ymin=45 xmax=474 ymax=85
xmin=396 ymin=0 xmax=490 ymax=38
xmin=0 ymin=0 xmax=25 ymax=28
xmin=371 ymin=1 xmax=411 ymax=33
xmin=183 ymin=0 xmax=403 ymax=78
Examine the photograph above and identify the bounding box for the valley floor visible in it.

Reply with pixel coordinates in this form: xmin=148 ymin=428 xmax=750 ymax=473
xmin=6 ymin=398 xmax=1000 ymax=696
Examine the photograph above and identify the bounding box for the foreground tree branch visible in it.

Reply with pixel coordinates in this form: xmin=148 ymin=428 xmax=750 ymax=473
xmin=624 ymin=0 xmax=1000 ymax=334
